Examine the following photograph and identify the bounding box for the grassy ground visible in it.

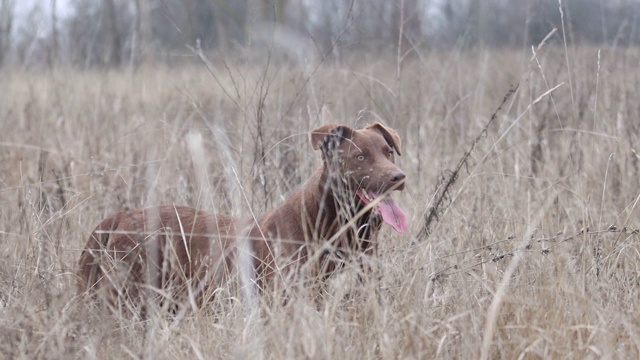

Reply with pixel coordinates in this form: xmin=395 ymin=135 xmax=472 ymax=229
xmin=1 ymin=45 xmax=640 ymax=358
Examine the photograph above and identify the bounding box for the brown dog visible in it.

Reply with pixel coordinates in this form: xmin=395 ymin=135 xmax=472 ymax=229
xmin=77 ymin=122 xmax=407 ymax=308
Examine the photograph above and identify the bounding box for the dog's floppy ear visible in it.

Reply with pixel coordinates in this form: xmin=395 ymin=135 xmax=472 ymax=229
xmin=366 ymin=122 xmax=402 ymax=156
xmin=310 ymin=124 xmax=354 ymax=154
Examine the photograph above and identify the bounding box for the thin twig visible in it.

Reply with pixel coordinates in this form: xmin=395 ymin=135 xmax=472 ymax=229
xmin=426 ymin=225 xmax=635 ymax=282
xmin=416 ymin=84 xmax=519 ymax=241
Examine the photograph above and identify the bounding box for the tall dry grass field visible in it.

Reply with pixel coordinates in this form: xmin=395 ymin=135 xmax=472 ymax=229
xmin=1 ymin=46 xmax=640 ymax=358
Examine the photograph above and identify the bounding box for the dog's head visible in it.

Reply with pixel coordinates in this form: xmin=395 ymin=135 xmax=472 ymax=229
xmin=310 ymin=122 xmax=407 ymax=233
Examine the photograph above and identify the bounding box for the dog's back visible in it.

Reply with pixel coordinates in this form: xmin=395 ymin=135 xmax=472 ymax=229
xmin=78 ymin=206 xmax=238 ymax=306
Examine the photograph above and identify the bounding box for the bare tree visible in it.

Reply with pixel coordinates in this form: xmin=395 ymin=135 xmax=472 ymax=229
xmin=0 ymin=0 xmax=13 ymax=66
xmin=64 ymin=0 xmax=134 ymax=68
xmin=129 ymin=0 xmax=141 ymax=68
xmin=213 ymin=0 xmax=247 ymax=51
xmin=49 ymin=0 xmax=58 ymax=67
xmin=103 ymin=0 xmax=122 ymax=66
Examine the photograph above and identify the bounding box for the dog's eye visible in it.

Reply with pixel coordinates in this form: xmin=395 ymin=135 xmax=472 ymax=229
xmin=356 ymin=154 xmax=366 ymax=161
xmin=387 ymin=150 xmax=394 ymax=157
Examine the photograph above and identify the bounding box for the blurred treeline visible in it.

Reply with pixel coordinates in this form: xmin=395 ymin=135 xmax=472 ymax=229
xmin=0 ymin=0 xmax=638 ymax=68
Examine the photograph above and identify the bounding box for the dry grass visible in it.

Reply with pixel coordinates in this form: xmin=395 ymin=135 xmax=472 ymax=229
xmin=1 ymin=45 xmax=640 ymax=358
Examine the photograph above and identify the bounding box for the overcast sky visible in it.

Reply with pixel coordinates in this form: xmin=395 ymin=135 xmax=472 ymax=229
xmin=11 ymin=0 xmax=73 ymax=39
xmin=16 ymin=0 xmax=74 ymax=17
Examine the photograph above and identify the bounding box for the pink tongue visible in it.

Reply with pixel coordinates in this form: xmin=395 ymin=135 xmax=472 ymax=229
xmin=358 ymin=189 xmax=408 ymax=233
xmin=378 ymin=197 xmax=408 ymax=233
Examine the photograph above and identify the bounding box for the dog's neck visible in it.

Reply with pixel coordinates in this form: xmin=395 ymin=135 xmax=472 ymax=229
xmin=303 ymin=163 xmax=380 ymax=245
xmin=256 ymin=162 xmax=380 ymax=256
